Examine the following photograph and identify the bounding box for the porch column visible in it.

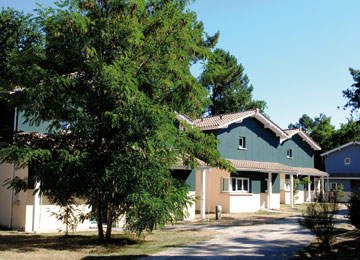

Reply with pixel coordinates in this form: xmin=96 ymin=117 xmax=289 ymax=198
xmin=327 ymin=175 xmax=329 ymax=191
xmin=268 ymin=172 xmax=272 ymax=209
xmin=201 ymin=169 xmax=206 ymax=220
xmin=32 ymin=182 xmax=41 ymax=233
xmin=290 ymin=174 xmax=294 ymax=208
xmin=321 ymin=176 xmax=325 ymax=196
xmin=307 ymin=175 xmax=311 ymax=202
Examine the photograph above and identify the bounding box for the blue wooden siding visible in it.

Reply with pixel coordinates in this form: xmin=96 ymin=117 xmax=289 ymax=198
xmin=214 ymin=117 xmax=314 ymax=167
xmin=325 ymin=179 xmax=352 ymax=192
xmin=325 ymin=145 xmax=360 ymax=173
xmin=18 ymin=112 xmax=51 ymax=134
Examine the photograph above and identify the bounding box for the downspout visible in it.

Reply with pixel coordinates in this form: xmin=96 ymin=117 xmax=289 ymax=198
xmin=8 ymin=107 xmax=18 ymax=229
xmin=201 ymin=169 xmax=206 ymax=220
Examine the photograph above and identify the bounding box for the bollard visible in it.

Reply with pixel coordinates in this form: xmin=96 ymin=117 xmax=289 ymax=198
xmin=215 ymin=205 xmax=222 ymax=220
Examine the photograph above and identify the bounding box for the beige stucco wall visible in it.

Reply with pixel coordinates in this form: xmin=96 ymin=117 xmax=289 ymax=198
xmin=0 ymin=163 xmax=12 ymax=227
xmin=0 ymin=163 xmax=28 ymax=229
xmin=260 ymin=193 xmax=268 ymax=209
xmin=184 ymin=191 xmax=196 ymax=220
xmin=195 ymin=168 xmax=230 ymax=213
xmin=195 ymin=168 xmax=282 ymax=213
xmin=280 ymin=190 xmax=291 ymax=204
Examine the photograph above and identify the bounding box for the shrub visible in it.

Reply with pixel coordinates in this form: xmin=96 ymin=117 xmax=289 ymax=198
xmin=348 ymin=192 xmax=360 ymax=229
xmin=299 ymin=202 xmax=339 ymax=251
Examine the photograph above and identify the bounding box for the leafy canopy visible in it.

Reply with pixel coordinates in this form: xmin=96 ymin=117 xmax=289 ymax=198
xmin=0 ymin=0 xmax=232 ymax=241
xmin=201 ymin=48 xmax=266 ymax=116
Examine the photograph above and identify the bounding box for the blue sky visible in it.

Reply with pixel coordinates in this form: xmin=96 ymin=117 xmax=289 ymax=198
xmin=1 ymin=0 xmax=359 ymax=129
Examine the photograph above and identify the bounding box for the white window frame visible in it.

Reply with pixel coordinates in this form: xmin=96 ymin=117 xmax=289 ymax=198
xmin=222 ymin=177 xmax=250 ymax=193
xmin=345 ymin=157 xmax=351 ymax=166
xmin=238 ymin=136 xmax=247 ymax=150
xmin=287 ymin=149 xmax=293 ymax=159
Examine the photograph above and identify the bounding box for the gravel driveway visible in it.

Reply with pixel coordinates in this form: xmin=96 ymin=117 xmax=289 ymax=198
xmin=140 ymin=216 xmax=314 ymax=260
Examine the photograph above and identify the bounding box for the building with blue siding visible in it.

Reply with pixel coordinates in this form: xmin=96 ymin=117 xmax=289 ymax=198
xmin=321 ymin=141 xmax=360 ymax=202
xmin=189 ymin=109 xmax=328 ymax=215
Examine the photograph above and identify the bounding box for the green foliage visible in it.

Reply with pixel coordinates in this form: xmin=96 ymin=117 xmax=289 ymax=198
xmin=200 ymin=48 xmax=266 ymax=115
xmin=347 ymin=192 xmax=360 ymax=229
xmin=343 ymin=68 xmax=360 ymax=114
xmin=290 ymin=176 xmax=311 ymax=203
xmin=288 ymin=113 xmax=360 ymax=169
xmin=0 ymin=0 xmax=232 ymax=242
xmin=288 ymin=114 xmax=315 ymax=134
xmin=49 ymin=199 xmax=80 ymax=236
xmin=334 ymin=184 xmax=344 ymax=203
xmin=299 ymin=203 xmax=339 ymax=251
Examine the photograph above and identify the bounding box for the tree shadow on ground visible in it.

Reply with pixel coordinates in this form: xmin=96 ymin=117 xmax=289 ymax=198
xmin=0 ymin=232 xmax=139 ymax=254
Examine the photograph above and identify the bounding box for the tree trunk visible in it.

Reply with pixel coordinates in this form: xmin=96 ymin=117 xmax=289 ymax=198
xmin=96 ymin=190 xmax=104 ymax=242
xmin=105 ymin=203 xmax=113 ymax=241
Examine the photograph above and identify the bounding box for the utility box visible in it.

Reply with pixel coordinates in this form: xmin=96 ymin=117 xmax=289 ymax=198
xmin=216 ymin=205 xmax=222 ymax=220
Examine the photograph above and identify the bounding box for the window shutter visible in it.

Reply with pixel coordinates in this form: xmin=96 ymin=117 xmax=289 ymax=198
xmin=222 ymin=177 xmax=230 ymax=192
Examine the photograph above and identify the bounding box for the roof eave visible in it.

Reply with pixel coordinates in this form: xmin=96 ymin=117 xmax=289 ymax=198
xmin=321 ymin=141 xmax=360 ymax=157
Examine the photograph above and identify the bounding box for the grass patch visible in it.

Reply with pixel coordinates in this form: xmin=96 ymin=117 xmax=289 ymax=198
xmin=0 ymin=228 xmax=216 ymax=260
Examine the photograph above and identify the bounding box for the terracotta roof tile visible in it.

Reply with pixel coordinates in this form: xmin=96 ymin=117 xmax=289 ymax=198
xmin=194 ymin=110 xmax=256 ymax=128
xmin=228 ymin=159 xmax=328 ymax=176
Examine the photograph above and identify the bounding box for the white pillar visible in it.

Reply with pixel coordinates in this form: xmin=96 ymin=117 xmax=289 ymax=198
xmin=327 ymin=175 xmax=329 ymax=191
xmin=201 ymin=169 xmax=206 ymax=220
xmin=268 ymin=172 xmax=272 ymax=209
xmin=307 ymin=175 xmax=311 ymax=202
xmin=290 ymin=174 xmax=294 ymax=208
xmin=321 ymin=176 xmax=325 ymax=196
xmin=32 ymin=182 xmax=41 ymax=233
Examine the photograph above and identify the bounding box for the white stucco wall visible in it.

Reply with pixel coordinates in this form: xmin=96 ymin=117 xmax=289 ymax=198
xmin=229 ymin=193 xmax=260 ymax=213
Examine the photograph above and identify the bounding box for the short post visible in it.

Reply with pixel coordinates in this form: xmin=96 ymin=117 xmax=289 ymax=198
xmin=216 ymin=205 xmax=222 ymax=220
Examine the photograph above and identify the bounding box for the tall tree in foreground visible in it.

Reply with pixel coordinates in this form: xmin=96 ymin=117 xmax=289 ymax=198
xmin=0 ymin=0 xmax=232 ymax=241
xmin=200 ymin=48 xmax=266 ymax=116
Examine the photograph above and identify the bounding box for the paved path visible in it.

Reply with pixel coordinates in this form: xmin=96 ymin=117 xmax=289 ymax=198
xmin=141 ymin=216 xmax=314 ymax=260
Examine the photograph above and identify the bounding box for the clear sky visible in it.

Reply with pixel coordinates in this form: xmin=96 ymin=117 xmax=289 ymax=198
xmin=1 ymin=0 xmax=359 ymax=129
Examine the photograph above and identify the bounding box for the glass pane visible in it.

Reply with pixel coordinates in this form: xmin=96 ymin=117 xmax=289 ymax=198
xmin=232 ymin=178 xmax=236 ymax=191
xmin=237 ymin=179 xmax=242 ymax=191
xmin=243 ymin=179 xmax=248 ymax=191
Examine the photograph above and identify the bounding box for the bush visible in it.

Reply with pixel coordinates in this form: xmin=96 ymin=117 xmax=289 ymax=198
xmin=299 ymin=203 xmax=339 ymax=251
xmin=348 ymin=192 xmax=360 ymax=229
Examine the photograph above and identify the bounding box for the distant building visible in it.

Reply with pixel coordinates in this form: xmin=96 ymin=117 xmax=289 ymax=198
xmin=321 ymin=141 xmax=360 ymax=202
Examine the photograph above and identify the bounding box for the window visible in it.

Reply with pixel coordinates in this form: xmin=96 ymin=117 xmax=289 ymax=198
xmin=222 ymin=177 xmax=250 ymax=193
xmin=330 ymin=182 xmax=340 ymax=190
xmin=239 ymin=136 xmax=246 ymax=150
xmin=345 ymin=157 xmax=351 ymax=165
xmin=287 ymin=149 xmax=293 ymax=159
